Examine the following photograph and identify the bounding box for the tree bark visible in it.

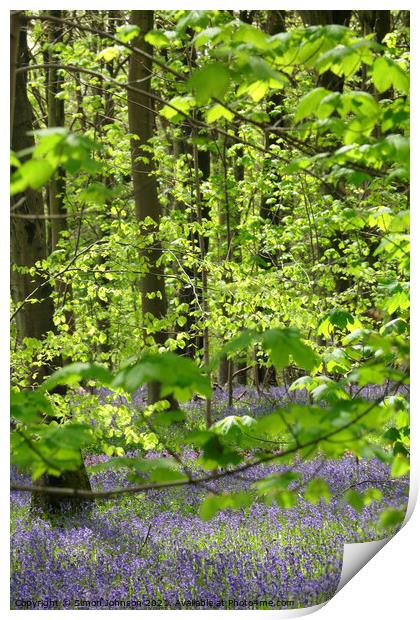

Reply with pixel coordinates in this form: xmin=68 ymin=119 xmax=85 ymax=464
xmin=11 ymin=26 xmax=56 ymax=364
xmin=358 ymin=10 xmax=391 ymax=42
xmin=128 ymin=10 xmax=170 ymax=405
xmin=47 ymin=10 xmax=67 ymax=252
xmin=95 ymin=10 xmax=123 ymax=360
xmin=10 ymin=11 xmax=21 ymax=136
xmin=11 ymin=23 xmax=92 ymax=516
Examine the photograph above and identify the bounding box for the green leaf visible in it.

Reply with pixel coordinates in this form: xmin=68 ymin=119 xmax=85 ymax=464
xmin=273 ymin=490 xmax=298 ymax=508
xmin=344 ymin=489 xmax=365 ymax=512
xmin=390 ymin=454 xmax=410 ymax=478
xmin=46 ymin=422 xmax=92 ymax=450
xmin=152 ymin=409 xmax=186 ymax=426
xmin=79 ymin=181 xmax=113 ymax=205
xmin=11 ymin=159 xmax=54 ymax=195
xmin=160 ymin=96 xmax=195 ymax=122
xmin=253 ymin=412 xmax=288 ymax=437
xmin=144 ymin=30 xmax=170 ymax=47
xmin=318 ymin=309 xmax=356 ymax=337
xmin=10 ymin=390 xmax=53 ymax=425
xmin=175 ymin=10 xmax=209 ymax=35
xmin=41 ymin=362 xmax=113 ymax=392
xmin=213 ymin=329 xmax=257 ymax=366
xmin=304 ymin=478 xmax=331 ymax=504
xmin=246 ymin=80 xmax=269 ymax=103
xmin=200 ymin=435 xmax=242 ymax=467
xmin=262 ymin=328 xmax=318 ymax=372
xmin=380 ymin=318 xmax=408 ymax=336
xmin=311 ymin=379 xmax=350 ymax=403
xmin=97 ymin=46 xmax=122 ymax=62
xmin=247 ymin=56 xmax=286 ymax=83
xmin=211 ymin=415 xmax=256 ymax=438
xmin=363 ymin=487 xmax=383 ymax=506
xmin=289 ymin=375 xmax=319 ymax=392
xmin=325 ymin=348 xmax=352 ymax=373
xmin=148 ymin=467 xmax=188 ymax=483
xmin=254 ymin=471 xmax=301 ymax=493
xmin=112 ymin=352 xmax=212 ymax=400
xmin=10 ymin=151 xmax=21 ymax=168
xmin=206 ymin=103 xmax=234 ymax=123
xmin=383 ymin=427 xmax=401 ymax=442
xmin=116 ymin=24 xmax=140 ymax=43
xmin=295 ymin=87 xmax=331 ymax=123
xmin=194 ymin=27 xmax=221 ymax=48
xmin=200 ymin=492 xmax=252 ymax=520
xmin=233 ymin=24 xmax=270 ymax=49
xmin=372 ymin=56 xmax=409 ymax=94
xmin=379 ymin=507 xmax=405 ymax=528
xmin=188 ymin=63 xmax=230 ymax=105
xmin=343 ymin=91 xmax=380 ymax=119
xmin=176 ymin=315 xmax=187 ymax=327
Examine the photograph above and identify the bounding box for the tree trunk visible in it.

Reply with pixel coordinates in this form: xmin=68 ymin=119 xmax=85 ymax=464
xmin=11 ymin=24 xmax=92 ymax=516
xmin=47 ymin=10 xmax=67 ymax=252
xmin=358 ymin=10 xmax=391 ymax=42
xmin=45 ymin=10 xmax=76 ymax=339
xmin=95 ymin=10 xmax=122 ymax=360
xmin=11 ymin=26 xmax=56 ymax=366
xmin=128 ymin=10 xmax=170 ymax=405
xmin=10 ymin=11 xmax=21 ymax=136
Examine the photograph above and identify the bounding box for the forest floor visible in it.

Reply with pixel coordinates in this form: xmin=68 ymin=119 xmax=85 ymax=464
xmin=10 ymin=387 xmax=408 ymax=610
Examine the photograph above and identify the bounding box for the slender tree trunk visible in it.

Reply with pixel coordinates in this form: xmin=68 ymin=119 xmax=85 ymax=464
xmin=192 ymin=128 xmax=212 ymax=427
xmin=252 ymin=10 xmax=288 ymax=388
xmin=300 ymin=10 xmax=356 ymax=301
xmin=47 ymin=10 xmax=67 ymax=252
xmin=11 ymin=27 xmax=56 ymax=365
xmin=10 ymin=11 xmax=21 ymax=136
xmin=231 ymin=123 xmax=248 ymax=386
xmin=217 ymin=133 xmax=235 ymax=394
xmin=358 ymin=10 xmax=391 ymax=42
xmin=45 ymin=10 xmax=76 ymax=338
xmin=95 ymin=10 xmax=122 ymax=360
xmin=128 ymin=10 xmax=170 ymax=405
xmin=260 ymin=10 xmax=286 ymax=224
xmin=11 ymin=24 xmax=92 ymax=516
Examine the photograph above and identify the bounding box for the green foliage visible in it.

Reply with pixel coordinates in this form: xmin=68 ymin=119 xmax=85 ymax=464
xmin=40 ymin=362 xmax=113 ymax=392
xmin=11 ymin=129 xmax=101 ymax=196
xmin=188 ymin=63 xmax=231 ymax=105
xmin=211 ymin=415 xmax=256 ymax=438
xmin=200 ymin=491 xmax=252 ymax=520
xmin=112 ymin=352 xmax=212 ymax=400
xmin=343 ymin=489 xmax=365 ymax=512
xmin=390 ymin=454 xmax=410 ymax=478
xmin=371 ymin=56 xmax=409 ymax=94
xmin=216 ymin=328 xmax=318 ymax=373
xmin=116 ymin=24 xmax=140 ymax=43
xmin=304 ymin=478 xmax=331 ymax=505
xmin=10 ymin=10 xmax=409 ymax=526
xmin=379 ymin=507 xmax=405 ymax=528
xmin=11 ymin=390 xmax=53 ymax=425
xmin=318 ymin=310 xmax=358 ymax=338
xmin=295 ymin=87 xmax=331 ymax=122
xmin=12 ymin=420 xmax=93 ymax=480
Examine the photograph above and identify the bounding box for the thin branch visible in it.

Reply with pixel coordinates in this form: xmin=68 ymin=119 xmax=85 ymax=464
xmin=10 ymin=388 xmax=401 ymax=498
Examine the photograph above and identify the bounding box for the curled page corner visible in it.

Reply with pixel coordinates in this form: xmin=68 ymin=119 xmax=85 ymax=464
xmin=336 ymin=537 xmax=391 ymax=593
xmin=335 ymin=473 xmax=416 ymax=595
